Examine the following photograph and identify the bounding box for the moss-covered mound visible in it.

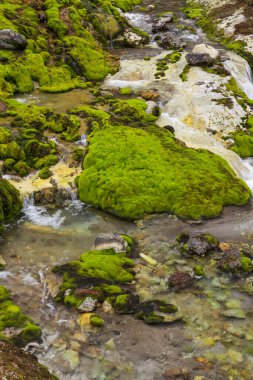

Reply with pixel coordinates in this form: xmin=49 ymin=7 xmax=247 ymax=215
xmin=0 ymin=178 xmax=22 ymax=233
xmin=78 ymin=123 xmax=251 ymax=220
xmin=0 ymin=286 xmax=42 ymax=346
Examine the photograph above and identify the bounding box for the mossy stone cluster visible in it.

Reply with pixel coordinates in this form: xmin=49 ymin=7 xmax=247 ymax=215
xmin=0 ymin=0 xmax=139 ymax=97
xmin=0 ymin=177 xmax=22 ymax=233
xmin=0 ymin=285 xmax=41 ymax=346
xmin=53 ymin=235 xmax=180 ymax=325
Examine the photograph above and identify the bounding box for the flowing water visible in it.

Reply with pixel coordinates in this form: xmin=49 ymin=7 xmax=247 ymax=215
xmin=3 ymin=0 xmax=253 ymax=379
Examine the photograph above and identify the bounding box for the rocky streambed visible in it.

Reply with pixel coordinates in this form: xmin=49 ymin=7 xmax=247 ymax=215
xmin=2 ymin=0 xmax=253 ymax=379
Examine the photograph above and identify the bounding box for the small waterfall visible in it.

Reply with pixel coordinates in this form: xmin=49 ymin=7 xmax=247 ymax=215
xmin=21 ymin=192 xmax=66 ymax=229
xmin=223 ymin=51 xmax=253 ymax=99
xmin=76 ymin=134 xmax=87 ymax=146
xmin=22 ymin=192 xmax=35 ymax=209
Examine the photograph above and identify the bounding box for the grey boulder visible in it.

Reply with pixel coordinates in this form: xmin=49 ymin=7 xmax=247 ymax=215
xmin=0 ymin=29 xmax=27 ymax=50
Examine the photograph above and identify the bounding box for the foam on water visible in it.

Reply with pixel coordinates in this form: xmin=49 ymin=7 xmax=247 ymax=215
xmin=22 ymin=203 xmax=65 ymax=229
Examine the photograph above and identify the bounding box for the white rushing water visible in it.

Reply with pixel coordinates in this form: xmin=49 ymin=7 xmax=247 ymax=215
xmin=22 ymin=193 xmax=66 ymax=229
xmin=224 ymin=51 xmax=253 ymax=99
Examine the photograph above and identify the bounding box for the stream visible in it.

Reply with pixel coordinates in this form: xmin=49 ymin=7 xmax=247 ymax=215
xmin=2 ymin=0 xmax=253 ymax=379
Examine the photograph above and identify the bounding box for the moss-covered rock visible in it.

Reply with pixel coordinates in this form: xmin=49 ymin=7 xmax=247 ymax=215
xmin=78 ymin=124 xmax=251 ymax=220
xmin=0 ymin=177 xmax=22 ymax=233
xmin=0 ymin=286 xmax=41 ymax=347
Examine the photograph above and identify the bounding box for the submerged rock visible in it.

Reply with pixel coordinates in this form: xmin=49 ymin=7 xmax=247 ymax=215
xmin=92 ymin=233 xmax=128 ymax=253
xmin=168 ymin=271 xmax=194 ymax=290
xmin=217 ymin=249 xmax=253 ymax=274
xmin=77 ymin=297 xmax=98 ymax=312
xmin=180 ymin=233 xmax=219 ymax=256
xmin=0 ymin=340 xmax=57 ymax=380
xmin=0 ymin=29 xmax=27 ymax=50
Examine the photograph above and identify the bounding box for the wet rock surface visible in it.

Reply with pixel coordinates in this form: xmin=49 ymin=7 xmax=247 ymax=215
xmin=168 ymin=271 xmax=194 ymax=290
xmin=0 ymin=340 xmax=57 ymax=380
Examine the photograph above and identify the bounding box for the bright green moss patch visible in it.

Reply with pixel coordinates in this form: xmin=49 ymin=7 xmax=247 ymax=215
xmin=64 ymin=36 xmax=112 ymax=81
xmin=179 ymin=64 xmax=191 ymax=82
xmin=78 ymin=124 xmax=251 ymax=220
xmin=111 ymin=0 xmax=141 ymax=12
xmin=231 ymin=133 xmax=253 ymax=158
xmin=225 ymin=78 xmax=253 ymax=106
xmin=0 ymin=285 xmax=41 ymax=346
xmin=90 ymin=315 xmax=104 ymax=327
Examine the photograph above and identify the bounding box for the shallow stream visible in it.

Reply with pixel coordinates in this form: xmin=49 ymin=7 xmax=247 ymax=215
xmin=2 ymin=0 xmax=253 ymax=379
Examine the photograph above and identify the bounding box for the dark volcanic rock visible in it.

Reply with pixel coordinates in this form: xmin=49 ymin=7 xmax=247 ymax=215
xmin=186 ymin=53 xmax=214 ymax=66
xmin=0 ymin=29 xmax=27 ymax=50
xmin=0 ymin=340 xmax=57 ymax=380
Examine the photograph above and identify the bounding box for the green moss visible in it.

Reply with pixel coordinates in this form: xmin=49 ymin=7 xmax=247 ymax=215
xmin=34 ymin=155 xmax=58 ymax=170
xmin=0 ymin=178 xmax=22 ymax=232
xmin=119 ymin=87 xmax=133 ymax=95
xmin=38 ymin=167 xmax=53 ymax=179
xmin=73 ymin=148 xmax=84 ymax=162
xmin=13 ymin=161 xmax=30 ymax=177
xmin=53 ymin=248 xmax=135 ymax=284
xmin=4 ymin=158 xmax=15 ymax=171
xmin=231 ymin=133 xmax=253 ymax=158
xmin=64 ymin=35 xmax=112 ymax=81
xmin=0 ymin=127 xmax=12 ymax=144
xmin=101 ymin=284 xmax=122 ymax=295
xmin=0 ymin=285 xmax=42 ymax=346
xmin=111 ymin=0 xmax=141 ymax=12
xmin=194 ymin=265 xmax=205 ymax=276
xmin=115 ymin=294 xmax=130 ymax=308
xmin=109 ymin=98 xmax=157 ymax=125
xmin=78 ymin=124 xmax=250 ymax=220
xmin=0 ymin=141 xmax=25 ymax=161
xmin=167 ymin=52 xmax=182 ymax=63
xmin=90 ymin=315 xmax=104 ymax=327
xmin=179 ymin=64 xmax=191 ymax=82
xmin=241 ymin=256 xmax=253 ymax=272
xmin=225 ymin=78 xmax=253 ymax=106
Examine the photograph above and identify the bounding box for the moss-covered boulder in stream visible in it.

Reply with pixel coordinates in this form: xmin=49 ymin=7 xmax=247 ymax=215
xmin=0 ymin=178 xmax=22 ymax=233
xmin=78 ymin=124 xmax=251 ymax=220
xmin=53 ymin=234 xmax=181 ymax=325
xmin=0 ymin=285 xmax=42 ymax=346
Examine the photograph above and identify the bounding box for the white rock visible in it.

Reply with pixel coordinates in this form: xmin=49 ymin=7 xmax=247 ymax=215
xmin=192 ymin=44 xmax=220 ymax=60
